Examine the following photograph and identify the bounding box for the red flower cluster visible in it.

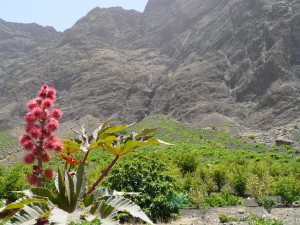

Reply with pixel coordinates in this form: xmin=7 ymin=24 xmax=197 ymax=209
xmin=19 ymin=84 xmax=63 ymax=186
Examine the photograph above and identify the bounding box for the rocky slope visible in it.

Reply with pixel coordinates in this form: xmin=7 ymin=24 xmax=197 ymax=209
xmin=0 ymin=0 xmax=300 ymax=131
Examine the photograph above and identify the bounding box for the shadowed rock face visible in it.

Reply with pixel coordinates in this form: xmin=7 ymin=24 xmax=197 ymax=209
xmin=0 ymin=0 xmax=300 ymax=130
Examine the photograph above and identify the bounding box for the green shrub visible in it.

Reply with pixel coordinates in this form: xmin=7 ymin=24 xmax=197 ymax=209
xmin=174 ymin=151 xmax=198 ymax=175
xmin=247 ymin=172 xmax=275 ymax=204
xmin=204 ymin=190 xmax=242 ymax=207
xmin=211 ymin=165 xmax=227 ymax=191
xmin=249 ymin=214 xmax=283 ymax=225
xmin=189 ymin=177 xmax=206 ymax=207
xmin=229 ymin=166 xmax=247 ymax=197
xmin=0 ymin=164 xmax=29 ymax=202
xmin=259 ymin=195 xmax=276 ymax=213
xmin=104 ymin=157 xmax=181 ymax=222
xmin=275 ymin=176 xmax=300 ymax=206
xmin=219 ymin=213 xmax=283 ymax=225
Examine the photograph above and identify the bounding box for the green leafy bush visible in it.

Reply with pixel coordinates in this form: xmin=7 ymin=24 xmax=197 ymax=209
xmin=104 ymin=157 xmax=181 ymax=222
xmin=259 ymin=195 xmax=276 ymax=213
xmin=174 ymin=151 xmax=198 ymax=175
xmin=229 ymin=166 xmax=247 ymax=197
xmin=204 ymin=190 xmax=242 ymax=207
xmin=211 ymin=165 xmax=227 ymax=191
xmin=275 ymin=176 xmax=300 ymax=206
xmin=0 ymin=164 xmax=29 ymax=202
xmin=219 ymin=213 xmax=283 ymax=225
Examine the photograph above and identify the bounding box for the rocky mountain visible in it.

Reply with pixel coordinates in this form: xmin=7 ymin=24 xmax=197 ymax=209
xmin=0 ymin=0 xmax=300 ymax=131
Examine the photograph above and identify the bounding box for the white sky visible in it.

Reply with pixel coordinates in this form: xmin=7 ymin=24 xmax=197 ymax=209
xmin=0 ymin=0 xmax=148 ymax=31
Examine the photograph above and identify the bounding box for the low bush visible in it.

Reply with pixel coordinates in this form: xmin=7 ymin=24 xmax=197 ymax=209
xmin=259 ymin=195 xmax=276 ymax=213
xmin=104 ymin=157 xmax=182 ymax=222
xmin=211 ymin=165 xmax=227 ymax=191
xmin=174 ymin=151 xmax=198 ymax=175
xmin=275 ymin=176 xmax=300 ymax=206
xmin=229 ymin=166 xmax=247 ymax=197
xmin=204 ymin=190 xmax=242 ymax=207
xmin=0 ymin=163 xmax=29 ymax=202
xmin=219 ymin=213 xmax=283 ymax=225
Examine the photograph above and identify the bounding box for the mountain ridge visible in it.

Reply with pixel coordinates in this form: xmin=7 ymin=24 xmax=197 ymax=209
xmin=0 ymin=0 xmax=300 ymax=131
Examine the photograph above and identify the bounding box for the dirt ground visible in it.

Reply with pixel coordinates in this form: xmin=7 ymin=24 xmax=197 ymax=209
xmin=154 ymin=206 xmax=300 ymax=225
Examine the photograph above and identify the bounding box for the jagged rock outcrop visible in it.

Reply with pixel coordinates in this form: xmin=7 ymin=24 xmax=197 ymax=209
xmin=0 ymin=0 xmax=300 ymax=130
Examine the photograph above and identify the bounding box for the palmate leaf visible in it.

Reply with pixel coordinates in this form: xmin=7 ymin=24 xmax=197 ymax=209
xmin=92 ymin=118 xmax=133 ymax=140
xmin=62 ymin=139 xmax=81 ymax=154
xmin=0 ymin=197 xmax=48 ymax=221
xmin=65 ymin=172 xmax=76 ymax=212
xmin=84 ymin=188 xmax=138 ymax=207
xmin=49 ymin=207 xmax=83 ymax=225
xmin=101 ymin=125 xmax=129 ymax=136
xmin=3 ymin=198 xmax=48 ymax=211
xmin=7 ymin=203 xmax=50 ymax=225
xmin=102 ymin=143 xmax=118 ymax=156
xmin=29 ymin=165 xmax=86 ymax=214
xmin=92 ymin=188 xmax=138 ymax=198
xmin=106 ymin=196 xmax=153 ymax=225
xmin=74 ymin=163 xmax=87 ymax=200
xmin=92 ymin=118 xmax=111 ymax=141
xmin=55 ymin=167 xmax=66 ymax=195
xmin=54 ymin=164 xmax=86 ymax=213
xmin=30 ymin=188 xmax=56 ymax=205
xmin=103 ymin=137 xmax=171 ymax=156
xmin=135 ymin=128 xmax=158 ymax=139
xmin=89 ymin=135 xmax=117 ymax=149
xmin=119 ymin=138 xmax=162 ymax=155
xmin=88 ymin=200 xmax=118 ymax=225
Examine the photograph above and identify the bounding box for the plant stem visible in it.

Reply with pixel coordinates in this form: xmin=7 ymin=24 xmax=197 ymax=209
xmin=86 ymin=155 xmax=119 ymax=195
xmin=64 ymin=161 xmax=68 ymax=172
xmin=82 ymin=150 xmax=90 ymax=164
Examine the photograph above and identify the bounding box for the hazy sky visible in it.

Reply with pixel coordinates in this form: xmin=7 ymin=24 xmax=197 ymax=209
xmin=0 ymin=0 xmax=148 ymax=31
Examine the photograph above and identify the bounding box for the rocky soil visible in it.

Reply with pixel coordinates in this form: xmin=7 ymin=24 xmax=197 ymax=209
xmin=160 ymin=205 xmax=300 ymax=225
xmin=0 ymin=0 xmax=300 ymax=131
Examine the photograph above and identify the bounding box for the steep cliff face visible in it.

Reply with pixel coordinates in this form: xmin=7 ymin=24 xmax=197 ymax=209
xmin=145 ymin=0 xmax=300 ymax=128
xmin=0 ymin=0 xmax=299 ymax=130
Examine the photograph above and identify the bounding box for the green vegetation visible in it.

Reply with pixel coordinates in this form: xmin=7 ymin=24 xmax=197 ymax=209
xmin=204 ymin=190 xmax=242 ymax=207
xmin=0 ymin=163 xmax=30 ymax=201
xmin=0 ymin=130 xmax=18 ymax=152
xmin=219 ymin=213 xmax=283 ymax=225
xmin=1 ymin=115 xmax=300 ymax=223
xmin=104 ymin=157 xmax=184 ymax=222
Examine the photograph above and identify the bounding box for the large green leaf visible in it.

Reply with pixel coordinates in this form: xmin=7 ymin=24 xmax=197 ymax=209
xmin=119 ymin=138 xmax=167 ymax=156
xmin=29 ymin=188 xmax=56 ymax=205
xmin=49 ymin=207 xmax=83 ymax=225
xmin=55 ymin=168 xmax=66 ymax=195
xmin=7 ymin=203 xmax=50 ymax=225
xmin=135 ymin=128 xmax=157 ymax=139
xmin=65 ymin=172 xmax=76 ymax=212
xmin=62 ymin=139 xmax=81 ymax=154
xmin=106 ymin=196 xmax=153 ymax=225
xmin=3 ymin=198 xmax=48 ymax=211
xmin=74 ymin=163 xmax=86 ymax=200
xmin=92 ymin=119 xmax=111 ymax=141
xmin=90 ymin=135 xmax=117 ymax=149
xmin=102 ymin=143 xmax=118 ymax=156
xmin=92 ymin=188 xmax=138 ymax=199
xmin=88 ymin=201 xmax=118 ymax=225
xmin=101 ymin=125 xmax=128 ymax=135
xmin=0 ymin=197 xmax=47 ymax=221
